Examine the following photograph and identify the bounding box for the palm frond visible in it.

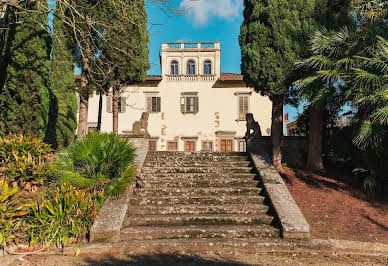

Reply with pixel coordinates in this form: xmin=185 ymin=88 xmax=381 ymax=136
xmin=353 ymin=120 xmax=386 ymax=149
xmin=352 ymin=68 xmax=384 ymax=89
xmin=371 ymin=106 xmax=388 ymax=125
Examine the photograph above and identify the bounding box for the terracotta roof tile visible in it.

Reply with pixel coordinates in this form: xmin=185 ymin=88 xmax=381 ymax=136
xmin=74 ymin=74 xmax=161 ymax=82
xmin=146 ymin=75 xmax=162 ymax=81
xmin=219 ymin=73 xmax=244 ymax=81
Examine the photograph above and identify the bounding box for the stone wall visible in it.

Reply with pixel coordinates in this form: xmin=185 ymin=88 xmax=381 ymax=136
xmin=252 ymin=136 xmax=308 ymax=169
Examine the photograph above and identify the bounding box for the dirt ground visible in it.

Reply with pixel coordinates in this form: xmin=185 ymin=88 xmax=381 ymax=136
xmin=2 ymin=250 xmax=388 ymax=266
xmin=282 ymin=167 xmax=388 ymax=244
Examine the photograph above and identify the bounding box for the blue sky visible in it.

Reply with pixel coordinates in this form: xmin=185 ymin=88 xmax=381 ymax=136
xmin=146 ymin=0 xmax=301 ymax=122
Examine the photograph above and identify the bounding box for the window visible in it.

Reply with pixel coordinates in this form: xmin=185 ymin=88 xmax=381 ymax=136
xmin=147 ymin=96 xmax=161 ymax=113
xmin=220 ymin=139 xmax=233 ymax=152
xmin=180 ymin=95 xmax=199 ymax=114
xmin=88 ymin=122 xmax=98 ymax=132
xmin=167 ymin=141 xmax=178 ymax=151
xmin=106 ymin=96 xmax=126 ymax=113
xmin=238 ymin=95 xmax=249 ymax=120
xmin=238 ymin=140 xmax=246 ymax=152
xmin=187 ymin=60 xmax=196 ymax=75
xmin=202 ymin=141 xmax=213 ymax=151
xmin=203 ymin=60 xmax=212 ymax=75
xmin=184 ymin=140 xmax=196 ymax=152
xmin=170 ymin=60 xmax=179 ymax=75
xmin=149 ymin=140 xmax=157 ymax=151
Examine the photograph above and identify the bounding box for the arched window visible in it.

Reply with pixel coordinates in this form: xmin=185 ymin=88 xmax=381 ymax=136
xmin=203 ymin=60 xmax=212 ymax=75
xmin=187 ymin=60 xmax=196 ymax=75
xmin=170 ymin=60 xmax=179 ymax=75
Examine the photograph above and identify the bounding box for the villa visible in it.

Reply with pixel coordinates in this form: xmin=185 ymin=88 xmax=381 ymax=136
xmin=83 ymin=42 xmax=273 ymax=152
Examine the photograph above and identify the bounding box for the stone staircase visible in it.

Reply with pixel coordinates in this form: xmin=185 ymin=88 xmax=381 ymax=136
xmin=120 ymin=151 xmax=280 ymax=241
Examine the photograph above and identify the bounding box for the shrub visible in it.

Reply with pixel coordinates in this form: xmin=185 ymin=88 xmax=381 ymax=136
xmin=28 ymin=183 xmax=104 ymax=248
xmin=54 ymin=132 xmax=136 ymax=197
xmin=0 ymin=179 xmax=31 ymax=248
xmin=0 ymin=134 xmax=55 ymax=188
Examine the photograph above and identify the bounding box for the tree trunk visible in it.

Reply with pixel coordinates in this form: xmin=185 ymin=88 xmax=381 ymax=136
xmin=271 ymin=94 xmax=285 ymax=174
xmin=77 ymin=58 xmax=90 ymax=137
xmin=306 ymin=103 xmax=325 ymax=172
xmin=97 ymin=92 xmax=103 ymax=131
xmin=77 ymin=93 xmax=89 ymax=137
xmin=112 ymin=86 xmax=119 ymax=134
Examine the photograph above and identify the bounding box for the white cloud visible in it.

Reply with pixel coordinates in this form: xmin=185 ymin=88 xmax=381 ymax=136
xmin=180 ymin=0 xmax=243 ymax=27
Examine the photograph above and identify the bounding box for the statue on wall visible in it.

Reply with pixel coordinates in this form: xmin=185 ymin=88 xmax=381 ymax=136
xmin=245 ymin=113 xmax=262 ymax=138
xmin=132 ymin=112 xmax=150 ymax=137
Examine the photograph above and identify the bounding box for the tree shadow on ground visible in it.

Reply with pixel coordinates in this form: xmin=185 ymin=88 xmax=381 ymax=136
xmin=284 ymin=167 xmax=388 ymax=207
xmin=289 ymin=168 xmax=346 ymax=191
xmin=364 ymin=215 xmax=388 ymax=231
xmin=83 ymin=253 xmax=252 ymax=266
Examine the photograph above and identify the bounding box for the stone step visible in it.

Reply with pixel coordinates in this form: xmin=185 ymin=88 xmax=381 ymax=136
xmin=142 ymin=160 xmax=251 ymax=168
xmin=145 ymin=156 xmax=249 ymax=162
xmin=130 ymin=195 xmax=265 ymax=205
xmin=138 ymin=173 xmax=257 ymax=181
xmin=137 ymin=178 xmax=258 ymax=188
xmin=133 ymin=187 xmax=262 ymax=197
xmin=120 ymin=225 xmax=280 ymax=241
xmin=141 ymin=167 xmax=253 ymax=174
xmin=122 ymin=214 xmax=274 ymax=227
xmin=147 ymin=151 xmax=247 ymax=157
xmin=127 ymin=204 xmax=269 ymax=216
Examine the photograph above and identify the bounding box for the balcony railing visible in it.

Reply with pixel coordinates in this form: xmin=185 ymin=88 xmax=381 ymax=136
xmin=167 ymin=43 xmax=181 ymax=49
xmin=166 ymin=75 xmax=216 ymax=82
xmin=165 ymin=42 xmax=218 ymax=51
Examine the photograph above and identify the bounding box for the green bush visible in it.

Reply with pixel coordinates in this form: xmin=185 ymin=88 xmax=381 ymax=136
xmin=0 ymin=179 xmax=31 ymax=248
xmin=0 ymin=134 xmax=55 ymax=188
xmin=28 ymin=183 xmax=104 ymax=248
xmin=54 ymin=132 xmax=136 ymax=197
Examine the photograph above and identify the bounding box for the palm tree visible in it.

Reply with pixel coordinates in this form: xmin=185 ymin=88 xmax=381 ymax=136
xmin=293 ymin=28 xmax=359 ymax=172
xmin=350 ymin=36 xmax=388 ymax=149
xmin=348 ymin=36 xmax=388 ymax=193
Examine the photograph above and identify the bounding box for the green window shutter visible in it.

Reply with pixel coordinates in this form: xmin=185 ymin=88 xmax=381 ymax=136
xmin=147 ymin=97 xmax=152 ymax=112
xmin=194 ymin=97 xmax=199 ymax=113
xmin=243 ymin=96 xmax=248 ymax=117
xmin=106 ymin=96 xmax=112 ymax=113
xmin=180 ymin=97 xmax=185 ymax=113
xmin=121 ymin=97 xmax=126 ymax=113
xmin=239 ymin=95 xmax=249 ymax=120
xmin=156 ymin=97 xmax=161 ymax=112
xmin=239 ymin=96 xmax=244 ymax=120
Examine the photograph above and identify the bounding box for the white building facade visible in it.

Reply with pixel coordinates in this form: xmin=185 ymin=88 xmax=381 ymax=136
xmin=85 ymin=42 xmax=273 ymax=152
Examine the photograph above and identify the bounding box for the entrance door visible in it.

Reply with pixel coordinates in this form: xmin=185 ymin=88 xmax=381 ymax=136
xmin=220 ymin=139 xmax=233 ymax=152
xmin=184 ymin=140 xmax=195 ymax=152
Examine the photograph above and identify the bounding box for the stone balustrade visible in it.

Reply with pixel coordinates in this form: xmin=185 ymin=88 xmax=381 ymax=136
xmin=166 ymin=75 xmax=216 ymax=82
xmin=164 ymin=42 xmax=219 ymax=51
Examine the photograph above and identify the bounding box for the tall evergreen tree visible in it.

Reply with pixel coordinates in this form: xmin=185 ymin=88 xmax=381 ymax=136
xmin=44 ymin=7 xmax=78 ymax=149
xmin=0 ymin=3 xmax=51 ymax=138
xmin=239 ymin=0 xmax=318 ymax=173
xmin=101 ymin=0 xmax=150 ymax=134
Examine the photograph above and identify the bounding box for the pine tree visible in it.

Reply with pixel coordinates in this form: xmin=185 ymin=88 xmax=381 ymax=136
xmin=0 ymin=3 xmax=51 ymax=138
xmin=44 ymin=8 xmax=78 ymax=149
xmin=239 ymin=0 xmax=318 ymax=172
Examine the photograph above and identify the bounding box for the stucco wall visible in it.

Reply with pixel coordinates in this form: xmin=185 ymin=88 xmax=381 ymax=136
xmin=83 ymin=42 xmax=274 ymax=152
xmin=86 ymin=79 xmax=273 ymax=152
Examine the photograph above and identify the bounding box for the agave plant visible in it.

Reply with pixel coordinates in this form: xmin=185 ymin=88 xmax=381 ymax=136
xmin=28 ymin=183 xmax=104 ymax=248
xmin=53 ymin=132 xmax=136 ymax=197
xmin=0 ymin=179 xmax=31 ymax=248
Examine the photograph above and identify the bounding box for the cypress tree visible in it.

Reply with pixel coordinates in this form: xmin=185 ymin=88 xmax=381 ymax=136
xmin=99 ymin=0 xmax=150 ymax=134
xmin=44 ymin=7 xmax=78 ymax=149
xmin=239 ymin=0 xmax=317 ymax=172
xmin=0 ymin=3 xmax=51 ymax=138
